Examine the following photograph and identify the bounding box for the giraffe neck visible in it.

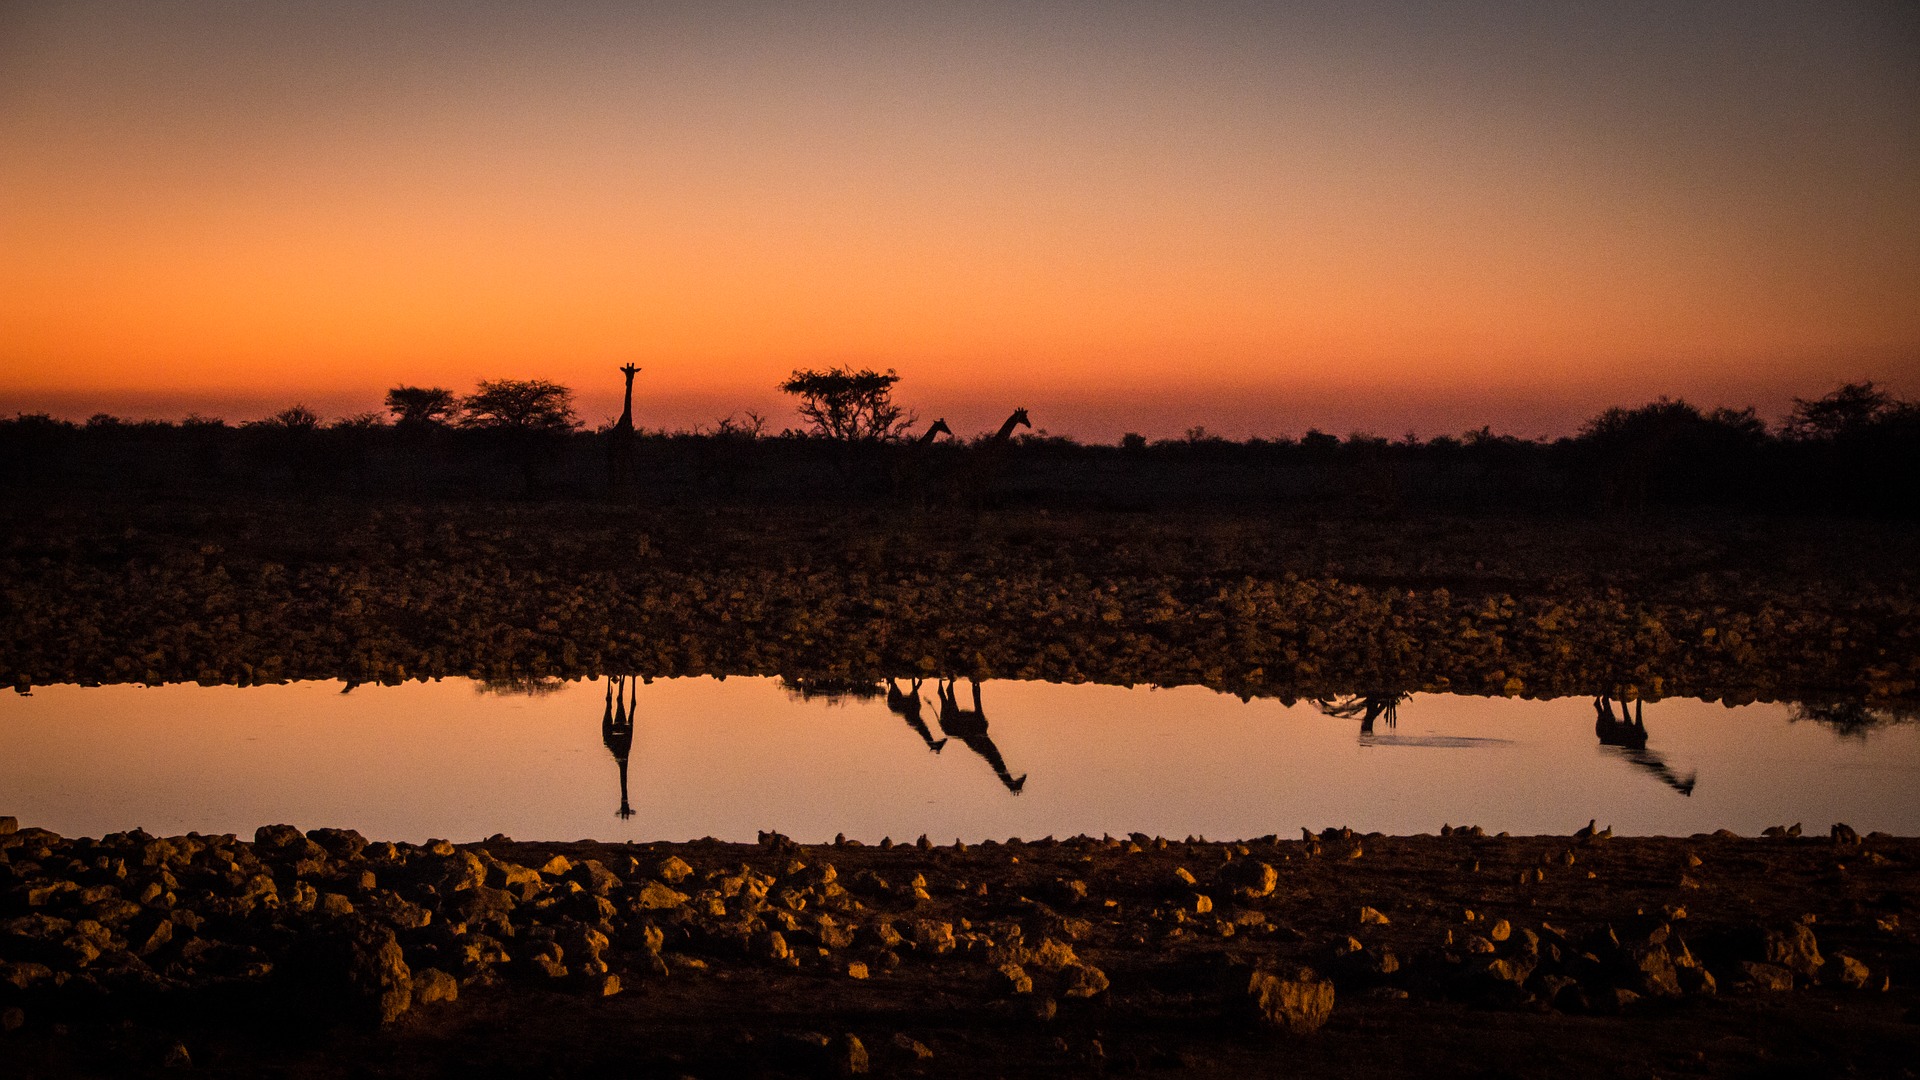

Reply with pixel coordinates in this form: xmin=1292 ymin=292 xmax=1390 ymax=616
xmin=616 ymin=374 xmax=636 ymax=431
xmin=992 ymin=414 xmax=1022 ymax=442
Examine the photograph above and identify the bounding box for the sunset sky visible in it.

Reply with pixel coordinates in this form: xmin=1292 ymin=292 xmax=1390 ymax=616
xmin=3 ymin=1 xmax=1916 ymax=440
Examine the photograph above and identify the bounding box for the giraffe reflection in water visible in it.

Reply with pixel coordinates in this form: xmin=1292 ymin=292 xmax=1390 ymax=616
xmin=602 ymin=675 xmax=644 ymax=819
xmin=886 ymin=678 xmax=948 ymax=753
xmin=1595 ymin=691 xmax=1697 ymax=796
xmin=934 ymin=677 xmax=1027 ymax=794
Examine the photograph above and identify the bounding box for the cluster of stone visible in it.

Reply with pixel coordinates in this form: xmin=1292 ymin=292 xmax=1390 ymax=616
xmin=2 ymin=816 xmax=1902 ymax=1048
xmin=0 ymin=820 xmax=1116 ymax=1033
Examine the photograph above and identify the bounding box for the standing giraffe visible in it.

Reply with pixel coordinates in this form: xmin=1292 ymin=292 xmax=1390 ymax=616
xmin=950 ymin=408 xmax=1031 ymax=508
xmin=602 ymin=675 xmax=638 ymax=819
xmin=935 ymin=677 xmax=1027 ymax=794
xmin=607 ymin=363 xmax=641 ymax=497
xmin=890 ymin=419 xmax=952 ymax=502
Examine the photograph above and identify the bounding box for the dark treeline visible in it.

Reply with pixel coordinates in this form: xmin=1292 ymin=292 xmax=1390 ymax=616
xmin=2 ymin=382 xmax=1915 ymax=516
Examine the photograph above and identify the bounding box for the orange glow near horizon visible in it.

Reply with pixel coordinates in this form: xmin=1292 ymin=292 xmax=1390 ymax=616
xmin=2 ymin=2 xmax=1916 ymax=439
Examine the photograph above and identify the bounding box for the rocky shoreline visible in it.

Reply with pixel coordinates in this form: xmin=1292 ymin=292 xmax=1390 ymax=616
xmin=4 ymin=501 xmax=1918 ymax=707
xmin=3 ymin=814 xmax=1916 ymax=1077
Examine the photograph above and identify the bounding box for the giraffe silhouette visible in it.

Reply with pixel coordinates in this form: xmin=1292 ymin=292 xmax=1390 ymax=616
xmin=890 ymin=418 xmax=953 ymax=502
xmin=935 ymin=677 xmax=1026 ymax=793
xmin=602 ymin=675 xmax=639 ymax=819
xmin=950 ymin=408 xmax=1030 ymax=508
xmin=1594 ymin=691 xmax=1697 ymax=796
xmin=985 ymin=408 xmax=1030 ymax=445
xmin=886 ymin=677 xmax=947 ymax=753
xmin=607 ymin=363 xmax=640 ymax=497
xmin=1314 ymin=692 xmax=1408 ymax=736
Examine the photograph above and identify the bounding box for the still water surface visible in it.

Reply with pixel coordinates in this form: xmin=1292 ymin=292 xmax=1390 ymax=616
xmin=2 ymin=677 xmax=1915 ymax=842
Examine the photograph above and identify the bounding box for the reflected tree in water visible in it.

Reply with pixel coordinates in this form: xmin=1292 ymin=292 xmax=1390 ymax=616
xmin=476 ymin=675 xmax=568 ymax=696
xmin=1594 ymin=692 xmax=1697 ymax=796
xmin=936 ymin=677 xmax=1027 ymax=794
xmin=1788 ymin=699 xmax=1918 ymax=740
xmin=887 ymin=677 xmax=947 ymax=753
xmin=778 ymin=677 xmax=885 ymax=706
xmin=1313 ymin=693 xmax=1409 ymax=737
xmin=602 ymin=675 xmax=641 ymax=819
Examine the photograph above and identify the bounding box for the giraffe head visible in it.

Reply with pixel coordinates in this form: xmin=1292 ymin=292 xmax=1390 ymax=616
xmin=928 ymin=418 xmax=952 ymax=437
xmin=1010 ymin=407 xmax=1031 ymax=429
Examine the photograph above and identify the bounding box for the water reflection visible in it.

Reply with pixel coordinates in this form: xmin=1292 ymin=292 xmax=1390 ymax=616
xmin=1594 ymin=692 xmax=1698 ymax=796
xmin=3 ymin=678 xmax=1917 ymax=842
xmin=1789 ymin=699 xmax=1919 ymax=740
xmin=934 ymin=678 xmax=1028 ymax=794
xmin=602 ymin=675 xmax=641 ymax=819
xmin=886 ymin=678 xmax=947 ymax=754
xmin=1314 ymin=693 xmax=1409 ymax=736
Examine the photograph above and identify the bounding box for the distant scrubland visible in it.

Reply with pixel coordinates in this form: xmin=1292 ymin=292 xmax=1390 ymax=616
xmin=1 ymin=382 xmax=1915 ymax=515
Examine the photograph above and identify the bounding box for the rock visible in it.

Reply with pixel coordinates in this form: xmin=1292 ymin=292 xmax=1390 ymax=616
xmin=1 ymin=1005 xmax=23 ymax=1032
xmin=1026 ymin=938 xmax=1078 ymax=972
xmin=1835 ymin=954 xmax=1871 ymax=990
xmin=1060 ymin=962 xmax=1109 ymax=999
xmin=252 ymin=824 xmax=323 ymax=861
xmin=1240 ymin=965 xmax=1335 ymax=1035
xmin=845 ymin=960 xmax=869 ymax=980
xmin=307 ymin=828 xmax=368 ymax=860
xmin=655 ymin=855 xmax=694 ymax=884
xmin=910 ymin=919 xmax=955 ymax=955
xmin=1737 ymin=961 xmax=1794 ymax=992
xmin=0 ymin=816 xmax=16 ymax=835
xmin=755 ymin=931 xmax=790 ymax=962
xmin=634 ymin=881 xmax=690 ymax=910
xmin=1677 ymin=965 xmax=1718 ymax=996
xmin=1488 ymin=919 xmax=1511 ymax=942
xmin=1831 ymin=823 xmax=1861 ymax=846
xmin=992 ymin=962 xmax=1034 ymax=995
xmin=160 ymin=1041 xmax=191 ymax=1068
xmin=537 ymin=855 xmax=574 ymax=877
xmin=1220 ymin=859 xmax=1277 ymax=899
xmin=1358 ymin=906 xmax=1390 ymax=926
xmin=892 ymin=1032 xmax=934 ymax=1060
xmin=570 ymin=859 xmax=623 ymax=896
xmin=837 ymin=1034 xmax=869 ymax=1076
xmin=1763 ymin=923 xmax=1825 ymax=980
xmin=291 ymin=919 xmax=414 ymax=1025
xmin=413 ymin=966 xmax=459 ymax=1004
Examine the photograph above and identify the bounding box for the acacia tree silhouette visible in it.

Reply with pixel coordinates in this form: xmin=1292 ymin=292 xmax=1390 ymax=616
xmin=384 ymin=386 xmax=459 ymax=427
xmin=779 ymin=367 xmax=914 ymax=441
xmin=459 ymin=379 xmax=578 ymax=434
xmin=458 ymin=379 xmax=579 ymax=494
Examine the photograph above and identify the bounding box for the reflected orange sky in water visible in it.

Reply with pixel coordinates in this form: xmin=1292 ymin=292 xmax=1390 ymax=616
xmin=1 ymin=678 xmax=1916 ymax=843
xmin=3 ymin=3 xmax=1916 ymax=439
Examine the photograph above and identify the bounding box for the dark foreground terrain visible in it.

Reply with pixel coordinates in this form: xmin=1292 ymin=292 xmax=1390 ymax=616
xmin=3 ymin=816 xmax=1917 ymax=1078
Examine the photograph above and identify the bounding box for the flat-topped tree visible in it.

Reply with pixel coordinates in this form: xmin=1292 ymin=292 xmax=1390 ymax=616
xmin=780 ymin=366 xmax=914 ymax=441
xmin=384 ymin=386 xmax=458 ymax=427
xmin=459 ymin=379 xmax=578 ymax=434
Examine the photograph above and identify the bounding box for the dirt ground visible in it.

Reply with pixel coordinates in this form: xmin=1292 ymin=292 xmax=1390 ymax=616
xmin=4 ymin=825 xmax=1917 ymax=1079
